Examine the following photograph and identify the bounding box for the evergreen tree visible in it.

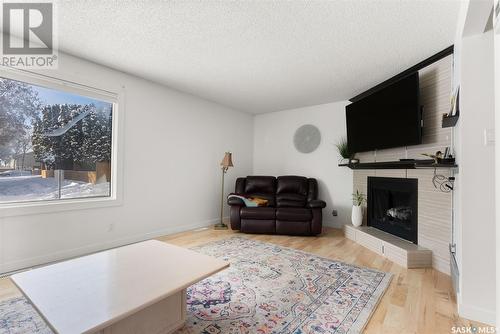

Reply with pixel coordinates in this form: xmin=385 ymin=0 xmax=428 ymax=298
xmin=82 ymin=106 xmax=112 ymax=163
xmin=32 ymin=104 xmax=112 ymax=169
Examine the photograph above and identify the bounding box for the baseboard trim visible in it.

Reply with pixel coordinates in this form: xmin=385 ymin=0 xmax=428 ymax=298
xmin=433 ymin=257 xmax=451 ymax=275
xmin=0 ymin=217 xmax=227 ymax=275
xmin=458 ymin=301 xmax=496 ymax=326
xmin=323 ymin=219 xmax=343 ymax=229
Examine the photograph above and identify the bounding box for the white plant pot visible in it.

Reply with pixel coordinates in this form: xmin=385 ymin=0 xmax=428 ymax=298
xmin=351 ymin=205 xmax=363 ymax=227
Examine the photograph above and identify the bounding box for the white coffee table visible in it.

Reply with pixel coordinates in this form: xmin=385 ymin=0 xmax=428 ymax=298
xmin=12 ymin=240 xmax=229 ymax=334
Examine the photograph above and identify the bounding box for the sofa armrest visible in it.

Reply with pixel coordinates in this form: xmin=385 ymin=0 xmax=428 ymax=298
xmin=230 ymin=206 xmax=242 ymax=230
xmin=227 ymin=194 xmax=245 ymax=206
xmin=311 ymin=208 xmax=323 ymax=235
xmin=307 ymin=199 xmax=326 ymax=209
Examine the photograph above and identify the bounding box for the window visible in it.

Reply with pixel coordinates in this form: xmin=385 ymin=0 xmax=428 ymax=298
xmin=0 ymin=75 xmax=116 ymax=205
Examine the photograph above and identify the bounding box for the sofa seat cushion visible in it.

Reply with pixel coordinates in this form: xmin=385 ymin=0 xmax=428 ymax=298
xmin=276 ymin=193 xmax=306 ymax=207
xmin=276 ymin=220 xmax=311 ymax=235
xmin=276 ymin=208 xmax=312 ymax=221
xmin=240 ymin=207 xmax=276 ymax=220
xmin=241 ymin=219 xmax=275 ymax=234
xmin=307 ymin=199 xmax=327 ymax=209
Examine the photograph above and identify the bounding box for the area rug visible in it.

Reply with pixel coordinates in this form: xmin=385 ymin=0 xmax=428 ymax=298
xmin=0 ymin=297 xmax=52 ymax=334
xmin=0 ymin=237 xmax=391 ymax=334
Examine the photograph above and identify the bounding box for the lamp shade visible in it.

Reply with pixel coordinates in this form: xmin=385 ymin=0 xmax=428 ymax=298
xmin=220 ymin=152 xmax=234 ymax=168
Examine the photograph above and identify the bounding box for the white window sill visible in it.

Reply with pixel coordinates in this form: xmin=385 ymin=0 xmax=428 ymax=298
xmin=0 ymin=196 xmax=123 ymax=218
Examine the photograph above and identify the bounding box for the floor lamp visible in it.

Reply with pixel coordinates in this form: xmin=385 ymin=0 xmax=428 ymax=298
xmin=215 ymin=152 xmax=233 ymax=230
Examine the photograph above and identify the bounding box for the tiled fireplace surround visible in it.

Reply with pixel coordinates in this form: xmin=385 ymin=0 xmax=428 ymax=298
xmin=351 ymin=55 xmax=454 ymax=274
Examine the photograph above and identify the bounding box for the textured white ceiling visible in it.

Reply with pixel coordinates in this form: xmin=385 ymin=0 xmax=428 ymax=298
xmin=52 ymin=0 xmax=460 ymax=113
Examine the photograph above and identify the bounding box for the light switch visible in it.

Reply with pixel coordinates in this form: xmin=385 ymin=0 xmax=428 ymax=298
xmin=484 ymin=128 xmax=495 ymax=146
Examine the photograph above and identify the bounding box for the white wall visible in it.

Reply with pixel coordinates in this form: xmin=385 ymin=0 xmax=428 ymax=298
xmin=0 ymin=52 xmax=254 ymax=274
xmin=452 ymin=0 xmax=497 ymax=325
xmin=456 ymin=29 xmax=496 ymax=325
xmin=253 ymin=101 xmax=353 ymax=227
xmin=452 ymin=0 xmax=469 ymax=308
xmin=494 ymin=0 xmax=500 ymax=326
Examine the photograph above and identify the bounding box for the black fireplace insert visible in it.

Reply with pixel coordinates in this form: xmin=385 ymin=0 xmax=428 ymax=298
xmin=367 ymin=177 xmax=418 ymax=244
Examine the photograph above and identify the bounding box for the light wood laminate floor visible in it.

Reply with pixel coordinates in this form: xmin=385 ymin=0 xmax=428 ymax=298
xmin=0 ymin=227 xmax=485 ymax=334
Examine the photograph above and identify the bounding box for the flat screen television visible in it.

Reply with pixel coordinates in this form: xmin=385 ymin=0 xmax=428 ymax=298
xmin=346 ymin=72 xmax=421 ymax=153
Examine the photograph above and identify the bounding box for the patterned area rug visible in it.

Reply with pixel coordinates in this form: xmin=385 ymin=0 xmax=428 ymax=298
xmin=0 ymin=297 xmax=52 ymax=334
xmin=0 ymin=237 xmax=391 ymax=334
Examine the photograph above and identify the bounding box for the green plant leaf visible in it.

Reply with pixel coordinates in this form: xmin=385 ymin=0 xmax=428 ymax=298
xmin=335 ymin=136 xmax=352 ymax=160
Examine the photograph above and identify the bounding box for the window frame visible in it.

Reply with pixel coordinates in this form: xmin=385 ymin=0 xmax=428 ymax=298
xmin=0 ymin=67 xmax=124 ymax=217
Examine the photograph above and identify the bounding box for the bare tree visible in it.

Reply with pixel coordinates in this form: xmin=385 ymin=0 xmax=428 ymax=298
xmin=13 ymin=131 xmax=33 ymax=171
xmin=0 ymin=78 xmax=41 ymax=166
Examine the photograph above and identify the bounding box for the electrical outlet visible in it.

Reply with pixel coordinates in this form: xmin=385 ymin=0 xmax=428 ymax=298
xmin=331 ymin=209 xmax=338 ymax=217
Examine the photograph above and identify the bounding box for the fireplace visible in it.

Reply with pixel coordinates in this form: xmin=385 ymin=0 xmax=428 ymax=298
xmin=367 ymin=177 xmax=418 ymax=244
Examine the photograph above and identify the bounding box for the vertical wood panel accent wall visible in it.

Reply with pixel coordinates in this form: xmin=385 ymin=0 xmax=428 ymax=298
xmin=352 ymin=55 xmax=453 ymax=274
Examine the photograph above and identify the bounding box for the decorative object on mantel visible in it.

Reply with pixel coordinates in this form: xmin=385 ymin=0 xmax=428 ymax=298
xmin=421 ymin=148 xmax=455 ymax=165
xmin=335 ymin=136 xmax=354 ymax=163
xmin=351 ymin=190 xmax=366 ymax=227
xmin=421 ymin=151 xmax=443 ymax=163
xmin=215 ymin=152 xmax=233 ymax=230
xmin=293 ymin=124 xmax=321 ymax=153
xmin=442 ymin=86 xmax=460 ymax=128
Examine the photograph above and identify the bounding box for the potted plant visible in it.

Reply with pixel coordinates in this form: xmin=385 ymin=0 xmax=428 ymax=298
xmin=351 ymin=190 xmax=366 ymax=227
xmin=335 ymin=137 xmax=357 ymax=164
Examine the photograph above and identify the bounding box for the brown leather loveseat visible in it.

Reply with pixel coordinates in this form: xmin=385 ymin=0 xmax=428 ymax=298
xmin=227 ymin=175 xmax=326 ymax=236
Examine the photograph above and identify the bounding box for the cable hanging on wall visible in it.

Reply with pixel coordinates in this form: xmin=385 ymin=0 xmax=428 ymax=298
xmin=432 ymin=168 xmax=455 ymax=193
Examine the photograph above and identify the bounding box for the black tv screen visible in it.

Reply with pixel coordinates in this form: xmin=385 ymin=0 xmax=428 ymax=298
xmin=346 ymin=73 xmax=421 ymax=153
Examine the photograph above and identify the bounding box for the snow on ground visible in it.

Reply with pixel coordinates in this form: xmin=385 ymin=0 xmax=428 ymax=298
xmin=0 ymin=175 xmax=110 ymax=202
xmin=0 ymin=170 xmax=32 ymax=177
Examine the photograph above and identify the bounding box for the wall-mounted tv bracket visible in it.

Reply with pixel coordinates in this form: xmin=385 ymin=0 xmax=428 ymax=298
xmin=349 ymin=45 xmax=453 ymax=103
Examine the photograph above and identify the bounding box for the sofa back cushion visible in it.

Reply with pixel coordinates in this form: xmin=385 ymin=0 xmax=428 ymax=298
xmin=277 ymin=176 xmax=308 ymax=195
xmin=307 ymin=178 xmax=318 ymax=202
xmin=235 ymin=177 xmax=246 ymax=194
xmin=235 ymin=175 xmax=317 ymax=208
xmin=276 ymin=176 xmax=308 ymax=207
xmin=244 ymin=176 xmax=276 ymax=194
